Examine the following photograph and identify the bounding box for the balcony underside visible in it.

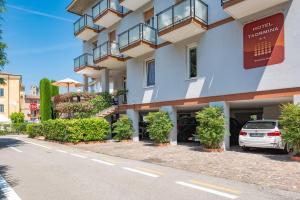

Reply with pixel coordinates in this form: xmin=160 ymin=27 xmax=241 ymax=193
xmin=223 ymin=0 xmax=289 ymax=19
xmin=94 ymin=56 xmax=126 ymax=70
xmin=93 ymin=10 xmax=122 ymax=28
xmin=75 ymin=66 xmax=102 ymax=78
xmin=120 ymin=41 xmax=156 ymax=58
xmin=120 ymin=0 xmax=151 ymax=11
xmin=158 ymin=18 xmax=207 ymax=43
xmin=75 ymin=28 xmax=98 ymax=41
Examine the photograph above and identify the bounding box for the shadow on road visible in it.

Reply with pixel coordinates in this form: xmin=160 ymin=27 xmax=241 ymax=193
xmin=0 ymin=165 xmax=19 ymax=199
xmin=0 ymin=137 xmax=24 ymax=150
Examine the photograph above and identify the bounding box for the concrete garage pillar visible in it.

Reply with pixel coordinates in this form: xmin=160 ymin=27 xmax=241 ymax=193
xmin=100 ymin=68 xmax=109 ymax=92
xmin=83 ymin=75 xmax=89 ymax=92
xmin=160 ymin=106 xmax=178 ymax=146
xmin=293 ymin=95 xmax=300 ymax=105
xmin=209 ymin=101 xmax=230 ymax=150
xmin=127 ymin=109 xmax=139 ymax=142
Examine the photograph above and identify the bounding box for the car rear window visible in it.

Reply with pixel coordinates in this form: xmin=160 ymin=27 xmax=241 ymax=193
xmin=243 ymin=121 xmax=276 ymax=129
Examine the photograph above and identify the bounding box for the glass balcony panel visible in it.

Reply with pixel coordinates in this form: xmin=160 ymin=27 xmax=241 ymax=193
xmin=100 ymin=43 xmax=108 ymax=58
xmin=195 ymin=0 xmax=208 ymax=23
xmin=157 ymin=8 xmax=172 ymax=30
xmin=74 ymin=54 xmax=93 ymax=70
xmin=94 ymin=48 xmax=100 ymax=60
xmin=92 ymin=5 xmax=100 ymax=18
xmin=87 ymin=55 xmax=94 ymax=65
xmin=128 ymin=26 xmax=140 ymax=44
xmin=110 ymin=0 xmax=122 ymax=13
xmin=174 ymin=0 xmax=191 ymax=24
xmin=110 ymin=42 xmax=120 ymax=56
xmin=119 ymin=32 xmax=129 ymax=48
xmin=143 ymin=25 xmax=156 ymax=44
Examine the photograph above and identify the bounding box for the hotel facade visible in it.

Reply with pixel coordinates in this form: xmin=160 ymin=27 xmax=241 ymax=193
xmin=67 ymin=0 xmax=300 ymax=149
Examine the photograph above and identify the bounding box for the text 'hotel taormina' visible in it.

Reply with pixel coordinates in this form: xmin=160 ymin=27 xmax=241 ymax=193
xmin=67 ymin=0 xmax=300 ymax=149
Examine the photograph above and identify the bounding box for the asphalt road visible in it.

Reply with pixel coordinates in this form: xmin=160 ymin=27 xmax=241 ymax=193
xmin=0 ymin=135 xmax=299 ymax=200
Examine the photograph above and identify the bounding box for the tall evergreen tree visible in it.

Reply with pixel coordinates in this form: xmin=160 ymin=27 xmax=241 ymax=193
xmin=0 ymin=0 xmax=9 ymax=84
xmin=39 ymin=78 xmax=52 ymax=121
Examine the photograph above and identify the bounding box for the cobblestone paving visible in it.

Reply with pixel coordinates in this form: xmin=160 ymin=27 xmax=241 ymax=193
xmin=75 ymin=141 xmax=300 ymax=193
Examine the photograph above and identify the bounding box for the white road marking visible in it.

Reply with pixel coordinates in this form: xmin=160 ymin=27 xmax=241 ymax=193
xmin=176 ymin=181 xmax=238 ymax=199
xmin=91 ymin=159 xmax=115 ymax=166
xmin=70 ymin=153 xmax=87 ymax=159
xmin=9 ymin=146 xmax=22 ymax=153
xmin=56 ymin=149 xmax=68 ymax=154
xmin=122 ymin=167 xmax=159 ymax=178
xmin=24 ymin=141 xmax=51 ymax=149
xmin=0 ymin=175 xmax=22 ymax=200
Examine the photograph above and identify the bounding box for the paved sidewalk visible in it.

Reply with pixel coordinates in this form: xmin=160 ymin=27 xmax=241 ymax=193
xmin=74 ymin=141 xmax=300 ymax=193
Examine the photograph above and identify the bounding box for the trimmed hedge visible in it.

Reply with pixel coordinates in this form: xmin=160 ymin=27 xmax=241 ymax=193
xmin=42 ymin=118 xmax=110 ymax=143
xmin=113 ymin=115 xmax=134 ymax=141
xmin=26 ymin=123 xmax=43 ymax=138
xmin=12 ymin=123 xmax=28 ymax=134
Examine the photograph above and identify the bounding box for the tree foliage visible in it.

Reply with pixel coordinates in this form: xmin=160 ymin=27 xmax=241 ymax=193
xmin=280 ymin=103 xmax=300 ymax=155
xmin=40 ymin=78 xmax=52 ymax=121
xmin=50 ymin=80 xmax=59 ymax=97
xmin=0 ymin=0 xmax=8 ymax=84
xmin=113 ymin=115 xmax=134 ymax=141
xmin=145 ymin=111 xmax=173 ymax=144
xmin=9 ymin=112 xmax=25 ymax=124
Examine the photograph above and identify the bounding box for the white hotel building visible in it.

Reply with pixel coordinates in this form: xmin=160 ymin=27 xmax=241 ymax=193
xmin=67 ymin=0 xmax=300 ymax=149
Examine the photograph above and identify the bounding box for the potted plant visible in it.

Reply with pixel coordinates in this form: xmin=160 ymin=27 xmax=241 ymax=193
xmin=280 ymin=103 xmax=300 ymax=161
xmin=145 ymin=111 xmax=173 ymax=146
xmin=195 ymin=106 xmax=225 ymax=152
xmin=113 ymin=115 xmax=134 ymax=142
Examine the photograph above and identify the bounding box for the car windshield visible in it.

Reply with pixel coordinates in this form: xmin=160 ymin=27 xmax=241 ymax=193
xmin=243 ymin=121 xmax=276 ymax=129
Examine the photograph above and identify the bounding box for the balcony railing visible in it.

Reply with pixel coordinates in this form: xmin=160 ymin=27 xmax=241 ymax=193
xmin=118 ymin=23 xmax=157 ymax=50
xmin=74 ymin=14 xmax=100 ymax=35
xmin=157 ymin=0 xmax=208 ymax=32
xmin=92 ymin=0 xmax=128 ymax=19
xmin=74 ymin=54 xmax=94 ymax=71
xmin=93 ymin=41 xmax=123 ymax=61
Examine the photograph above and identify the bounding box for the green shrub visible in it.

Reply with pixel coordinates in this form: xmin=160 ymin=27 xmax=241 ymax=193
xmin=280 ymin=103 xmax=300 ymax=155
xmin=26 ymin=123 xmax=43 ymax=138
xmin=9 ymin=112 xmax=25 ymax=124
xmin=11 ymin=123 xmax=28 ymax=134
xmin=90 ymin=92 xmax=112 ymax=114
xmin=113 ymin=115 xmax=134 ymax=141
xmin=145 ymin=111 xmax=173 ymax=144
xmin=43 ymin=118 xmax=110 ymax=143
xmin=195 ymin=106 xmax=225 ymax=149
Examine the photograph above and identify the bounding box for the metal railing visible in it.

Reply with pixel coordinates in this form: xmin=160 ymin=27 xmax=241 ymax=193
xmin=74 ymin=14 xmax=100 ymax=35
xmin=118 ymin=23 xmax=157 ymax=50
xmin=93 ymin=41 xmax=123 ymax=61
xmin=92 ymin=0 xmax=129 ymax=19
xmin=74 ymin=54 xmax=94 ymax=70
xmin=156 ymin=0 xmax=208 ymax=32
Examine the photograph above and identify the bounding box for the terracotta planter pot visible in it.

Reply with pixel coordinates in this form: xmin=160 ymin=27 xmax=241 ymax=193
xmin=291 ymin=154 xmax=300 ymax=162
xmin=154 ymin=143 xmax=170 ymax=147
xmin=202 ymin=147 xmax=224 ymax=153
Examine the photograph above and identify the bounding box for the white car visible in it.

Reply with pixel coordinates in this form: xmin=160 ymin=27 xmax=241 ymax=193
xmin=239 ymin=120 xmax=289 ymax=152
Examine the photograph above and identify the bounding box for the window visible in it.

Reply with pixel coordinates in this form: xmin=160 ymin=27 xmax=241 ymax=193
xmin=0 ymin=88 xmax=4 ymax=97
xmin=145 ymin=59 xmax=155 ymax=87
xmin=0 ymin=104 xmax=4 ymax=113
xmin=144 ymin=8 xmax=154 ymax=27
xmin=187 ymin=46 xmax=197 ymax=78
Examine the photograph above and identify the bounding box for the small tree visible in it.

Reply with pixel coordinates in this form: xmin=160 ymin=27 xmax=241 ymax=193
xmin=196 ymin=106 xmax=225 ymax=149
xmin=113 ymin=115 xmax=134 ymax=141
xmin=145 ymin=111 xmax=173 ymax=144
xmin=280 ymin=103 xmax=300 ymax=156
xmin=40 ymin=78 xmax=52 ymax=121
xmin=9 ymin=112 xmax=25 ymax=124
xmin=89 ymin=92 xmax=112 ymax=114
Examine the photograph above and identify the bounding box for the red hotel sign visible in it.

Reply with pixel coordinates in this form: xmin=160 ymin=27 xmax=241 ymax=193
xmin=30 ymin=103 xmax=38 ymax=111
xmin=244 ymin=13 xmax=285 ymax=69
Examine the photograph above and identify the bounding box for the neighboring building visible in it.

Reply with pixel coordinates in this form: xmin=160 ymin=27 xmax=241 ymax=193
xmin=67 ymin=0 xmax=300 ymax=149
xmin=0 ymin=72 xmax=24 ymax=120
xmin=21 ymin=85 xmax=40 ymax=122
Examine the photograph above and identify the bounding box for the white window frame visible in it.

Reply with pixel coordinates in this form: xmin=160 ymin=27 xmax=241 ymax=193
xmin=186 ymin=43 xmax=198 ymax=80
xmin=144 ymin=57 xmax=155 ymax=88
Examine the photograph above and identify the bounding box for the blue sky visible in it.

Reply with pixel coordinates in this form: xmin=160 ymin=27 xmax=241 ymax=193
xmin=2 ymin=0 xmax=82 ymax=93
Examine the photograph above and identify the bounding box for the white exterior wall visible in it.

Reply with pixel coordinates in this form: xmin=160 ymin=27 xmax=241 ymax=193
xmin=76 ymin=0 xmax=300 ymax=105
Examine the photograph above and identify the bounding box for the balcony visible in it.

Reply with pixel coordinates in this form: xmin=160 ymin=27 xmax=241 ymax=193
xmin=221 ymin=0 xmax=289 ymax=19
xmin=92 ymin=0 xmax=128 ymax=28
xmin=67 ymin=0 xmax=97 ymax=15
xmin=119 ymin=23 xmax=157 ymax=58
xmin=157 ymin=0 xmax=208 ymax=43
xmin=93 ymin=41 xmax=125 ymax=69
xmin=119 ymin=0 xmax=151 ymax=11
xmin=74 ymin=15 xmax=100 ymax=41
xmin=74 ymin=54 xmax=102 ymax=78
